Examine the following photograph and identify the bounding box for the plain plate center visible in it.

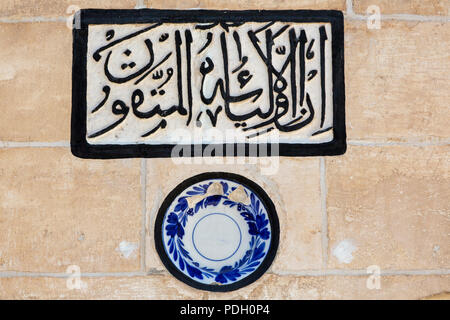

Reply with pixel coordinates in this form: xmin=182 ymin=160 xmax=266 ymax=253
xmin=192 ymin=213 xmax=242 ymax=261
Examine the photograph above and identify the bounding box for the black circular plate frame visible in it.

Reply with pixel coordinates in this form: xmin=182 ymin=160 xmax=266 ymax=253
xmin=154 ymin=172 xmax=280 ymax=292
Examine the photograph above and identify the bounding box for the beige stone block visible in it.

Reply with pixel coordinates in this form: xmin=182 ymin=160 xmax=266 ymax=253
xmin=0 ymin=148 xmax=141 ymax=272
xmin=0 ymin=0 xmax=346 ymax=18
xmin=208 ymin=273 xmax=326 ymax=299
xmin=145 ymin=157 xmax=323 ymax=272
xmin=320 ymin=275 xmax=450 ymax=299
xmin=0 ymin=23 xmax=71 ymax=142
xmin=353 ymin=0 xmax=450 ymax=16
xmin=421 ymin=291 xmax=450 ymax=300
xmin=0 ymin=0 xmax=136 ymax=18
xmin=1 ymin=274 xmax=448 ymax=299
xmin=269 ymin=158 xmax=323 ymax=272
xmin=345 ymin=21 xmax=450 ymax=142
xmin=326 ymin=146 xmax=450 ymax=269
xmin=146 ymin=0 xmax=346 ymax=10
xmin=212 ymin=274 xmax=450 ymax=300
xmin=0 ymin=275 xmax=207 ymax=299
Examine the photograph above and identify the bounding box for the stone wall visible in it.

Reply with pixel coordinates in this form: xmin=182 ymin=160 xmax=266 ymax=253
xmin=0 ymin=0 xmax=448 ymax=299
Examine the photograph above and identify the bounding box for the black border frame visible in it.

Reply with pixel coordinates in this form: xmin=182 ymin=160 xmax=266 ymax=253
xmin=72 ymin=9 xmax=346 ymax=159
xmin=154 ymin=172 xmax=280 ymax=292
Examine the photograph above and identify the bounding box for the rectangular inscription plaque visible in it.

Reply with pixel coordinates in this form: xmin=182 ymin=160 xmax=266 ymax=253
xmin=72 ymin=9 xmax=345 ymax=158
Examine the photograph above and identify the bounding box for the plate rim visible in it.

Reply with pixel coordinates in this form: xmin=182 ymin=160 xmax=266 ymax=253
xmin=154 ymin=171 xmax=280 ymax=292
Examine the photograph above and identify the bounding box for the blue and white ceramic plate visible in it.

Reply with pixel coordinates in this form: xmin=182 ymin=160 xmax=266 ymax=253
xmin=155 ymin=172 xmax=279 ymax=292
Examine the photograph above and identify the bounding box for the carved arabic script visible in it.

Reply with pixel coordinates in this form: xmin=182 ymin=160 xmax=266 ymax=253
xmin=86 ymin=22 xmax=334 ymax=144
